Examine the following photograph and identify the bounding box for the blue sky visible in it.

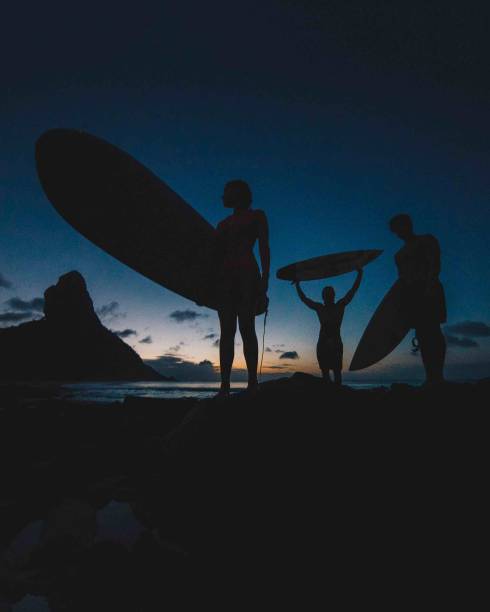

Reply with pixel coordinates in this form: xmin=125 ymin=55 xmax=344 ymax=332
xmin=2 ymin=1 xmax=489 ymax=380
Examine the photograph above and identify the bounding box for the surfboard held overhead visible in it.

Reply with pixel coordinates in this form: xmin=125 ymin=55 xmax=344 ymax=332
xmin=276 ymin=249 xmax=382 ymax=282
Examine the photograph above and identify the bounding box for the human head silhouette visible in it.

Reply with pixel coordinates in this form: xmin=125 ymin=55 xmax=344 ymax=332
xmin=322 ymin=286 xmax=335 ymax=304
xmin=389 ymin=213 xmax=414 ymax=241
xmin=222 ymin=180 xmax=252 ymax=210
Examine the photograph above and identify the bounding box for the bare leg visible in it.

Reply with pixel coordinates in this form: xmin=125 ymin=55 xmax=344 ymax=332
xmin=238 ymin=312 xmax=258 ymax=389
xmin=219 ymin=309 xmax=237 ymax=392
xmin=416 ymin=324 xmax=446 ymax=383
xmin=321 ymin=369 xmax=332 ymax=383
xmin=432 ymin=325 xmax=446 ymax=381
xmin=317 ymin=341 xmax=332 ymax=383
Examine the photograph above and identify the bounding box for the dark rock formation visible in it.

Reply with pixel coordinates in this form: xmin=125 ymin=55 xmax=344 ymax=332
xmin=0 ymin=377 xmax=488 ymax=606
xmin=0 ymin=271 xmax=164 ymax=381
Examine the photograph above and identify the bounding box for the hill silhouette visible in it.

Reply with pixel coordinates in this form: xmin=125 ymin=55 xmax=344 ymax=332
xmin=0 ymin=271 xmax=165 ymax=381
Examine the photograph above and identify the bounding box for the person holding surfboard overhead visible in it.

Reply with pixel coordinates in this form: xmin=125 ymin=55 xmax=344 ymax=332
xmin=215 ymin=180 xmax=270 ymax=397
xmin=389 ymin=214 xmax=446 ymax=384
xmin=294 ymin=269 xmax=363 ymax=385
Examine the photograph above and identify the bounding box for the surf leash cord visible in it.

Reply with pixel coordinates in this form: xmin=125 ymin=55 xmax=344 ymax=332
xmin=411 ymin=335 xmax=420 ymax=354
xmin=259 ymin=307 xmax=268 ymax=380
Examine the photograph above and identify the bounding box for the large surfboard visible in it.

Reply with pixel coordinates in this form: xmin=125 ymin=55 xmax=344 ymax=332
xmin=35 ymin=129 xmax=220 ymax=310
xmin=276 ymin=249 xmax=382 ymax=281
xmin=349 ymin=281 xmax=411 ymax=371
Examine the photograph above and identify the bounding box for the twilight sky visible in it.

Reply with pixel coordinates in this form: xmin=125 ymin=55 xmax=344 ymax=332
xmin=2 ymin=1 xmax=489 ymax=381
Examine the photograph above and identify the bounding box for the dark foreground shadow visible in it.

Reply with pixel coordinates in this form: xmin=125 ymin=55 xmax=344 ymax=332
xmin=1 ymin=374 xmax=488 ymax=609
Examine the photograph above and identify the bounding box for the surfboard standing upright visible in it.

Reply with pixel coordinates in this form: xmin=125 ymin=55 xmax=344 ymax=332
xmin=36 ymin=129 xmax=220 ymax=310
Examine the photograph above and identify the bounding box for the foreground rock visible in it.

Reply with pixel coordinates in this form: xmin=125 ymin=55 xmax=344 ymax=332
xmin=0 ymin=271 xmax=164 ymax=381
xmin=0 ymin=375 xmax=488 ymax=608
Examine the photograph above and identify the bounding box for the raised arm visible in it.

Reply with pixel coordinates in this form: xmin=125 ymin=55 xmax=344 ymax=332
xmin=295 ymin=281 xmax=321 ymax=311
xmin=257 ymin=210 xmax=270 ymax=292
xmin=339 ymin=268 xmax=363 ymax=306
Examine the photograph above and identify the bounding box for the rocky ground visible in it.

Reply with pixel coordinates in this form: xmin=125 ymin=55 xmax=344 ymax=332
xmin=0 ymin=374 xmax=488 ymax=610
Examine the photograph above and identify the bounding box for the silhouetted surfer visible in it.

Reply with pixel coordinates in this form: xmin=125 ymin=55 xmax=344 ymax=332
xmin=216 ymin=180 xmax=270 ymax=397
xmin=294 ymin=269 xmax=363 ymax=385
xmin=389 ymin=214 xmax=446 ymax=384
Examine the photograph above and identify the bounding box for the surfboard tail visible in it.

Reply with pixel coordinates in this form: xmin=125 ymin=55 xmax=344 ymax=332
xmin=349 ymin=335 xmax=407 ymax=371
xmin=349 ymin=281 xmax=410 ymax=371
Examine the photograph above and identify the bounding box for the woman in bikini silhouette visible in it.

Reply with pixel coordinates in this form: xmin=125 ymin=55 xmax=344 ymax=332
xmin=215 ymin=180 xmax=270 ymax=397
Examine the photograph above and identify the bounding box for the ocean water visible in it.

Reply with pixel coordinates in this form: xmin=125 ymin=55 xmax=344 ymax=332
xmin=59 ymin=381 xmax=248 ymax=403
xmin=56 ymin=380 xmax=401 ymax=403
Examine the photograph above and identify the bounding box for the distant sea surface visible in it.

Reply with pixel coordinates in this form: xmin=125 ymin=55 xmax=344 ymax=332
xmin=2 ymin=380 xmax=433 ymax=404
xmin=55 ymin=380 xmax=406 ymax=403
xmin=60 ymin=381 xmax=247 ymax=403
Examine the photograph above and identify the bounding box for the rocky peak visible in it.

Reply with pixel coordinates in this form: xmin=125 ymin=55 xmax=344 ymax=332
xmin=43 ymin=270 xmax=99 ymax=326
xmin=0 ymin=271 xmax=164 ymax=381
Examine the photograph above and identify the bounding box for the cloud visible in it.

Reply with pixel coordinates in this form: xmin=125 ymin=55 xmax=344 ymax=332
xmin=279 ymin=351 xmax=300 ymax=360
xmin=112 ymin=328 xmax=137 ymax=339
xmin=144 ymin=355 xmax=219 ymax=381
xmin=203 ymin=333 xmax=217 ymax=340
xmin=96 ymin=301 xmax=125 ymax=320
xmin=265 ymin=347 xmax=272 ymax=352
xmin=139 ymin=335 xmax=153 ymax=344
xmin=169 ymin=309 xmax=208 ymax=323
xmin=168 ymin=344 xmax=182 ymax=352
xmin=210 ymin=338 xmax=240 ymax=348
xmin=445 ymin=335 xmax=479 ymax=348
xmin=4 ymin=297 xmax=44 ymax=312
xmin=0 ymin=273 xmax=13 ymax=289
xmin=0 ymin=311 xmax=36 ymax=323
xmin=445 ymin=321 xmax=490 ymax=338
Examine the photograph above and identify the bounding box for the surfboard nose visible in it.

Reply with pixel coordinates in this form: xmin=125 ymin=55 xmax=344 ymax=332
xmin=36 ymin=129 xmax=92 ymax=214
xmin=35 ymin=128 xmax=220 ymax=310
xmin=35 ymin=129 xmax=85 ymax=174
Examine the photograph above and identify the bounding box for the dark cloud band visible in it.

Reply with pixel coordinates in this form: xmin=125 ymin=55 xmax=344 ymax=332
xmin=145 ymin=355 xmax=218 ymax=381
xmin=0 ymin=273 xmax=13 ymax=289
xmin=170 ymin=309 xmax=208 ymax=323
xmin=97 ymin=301 xmax=124 ymax=319
xmin=112 ymin=328 xmax=137 ymax=339
xmin=445 ymin=321 xmax=490 ymax=338
xmin=0 ymin=311 xmax=36 ymax=323
xmin=445 ymin=335 xmax=479 ymax=348
xmin=4 ymin=297 xmax=44 ymax=312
